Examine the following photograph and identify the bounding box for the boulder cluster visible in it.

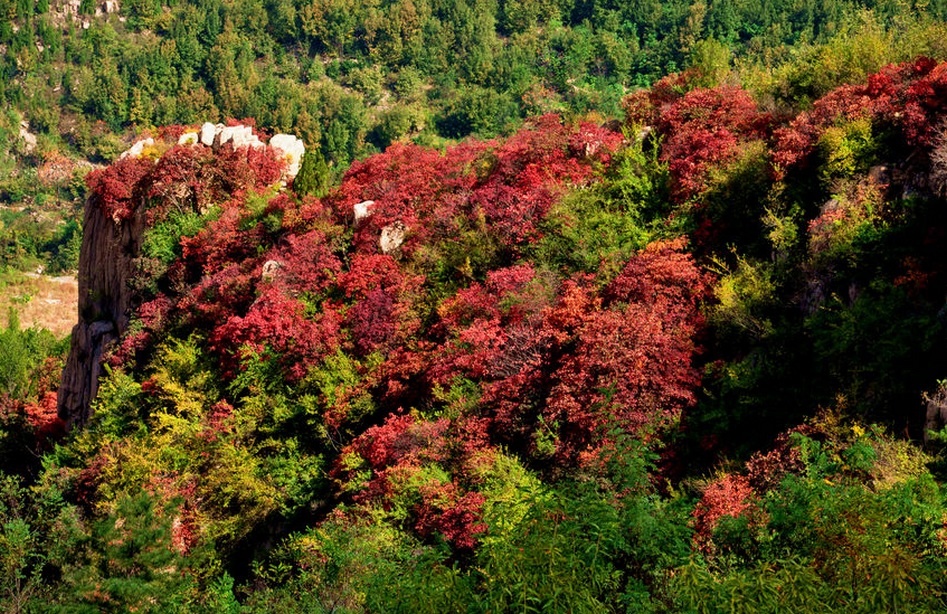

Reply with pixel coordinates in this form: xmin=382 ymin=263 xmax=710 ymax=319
xmin=121 ymin=122 xmax=306 ymax=180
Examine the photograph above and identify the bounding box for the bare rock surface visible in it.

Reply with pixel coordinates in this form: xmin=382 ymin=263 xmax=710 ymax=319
xmin=353 ymin=200 xmax=374 ymax=223
xmin=59 ymin=190 xmax=147 ymax=427
xmin=269 ymin=134 xmax=306 ymax=178
xmin=380 ymin=221 xmax=406 ymax=254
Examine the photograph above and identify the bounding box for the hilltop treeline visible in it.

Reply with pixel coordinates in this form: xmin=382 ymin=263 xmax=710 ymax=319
xmin=7 ymin=0 xmax=947 ymax=274
xmin=4 ymin=0 xmax=947 ymax=165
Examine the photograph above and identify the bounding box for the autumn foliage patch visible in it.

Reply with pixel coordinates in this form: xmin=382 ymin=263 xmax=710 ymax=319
xmin=83 ymin=115 xmax=718 ymax=556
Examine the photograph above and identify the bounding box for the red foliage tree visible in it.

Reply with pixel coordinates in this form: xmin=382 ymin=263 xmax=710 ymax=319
xmin=411 ymin=481 xmax=487 ymax=551
xmin=430 ymin=241 xmax=706 ymax=465
xmin=337 ymin=253 xmax=424 ymax=355
xmin=180 ymin=206 xmax=265 ymax=276
xmin=692 ymin=473 xmax=765 ymax=554
xmin=328 ymin=116 xmax=621 ymax=256
xmin=266 ymin=229 xmax=343 ymax=296
xmin=623 ymin=69 xmax=702 ymax=127
xmin=334 ymin=413 xmax=490 ymax=550
xmin=432 ymin=264 xmax=553 ymax=385
xmin=328 ymin=142 xmax=477 ymax=254
xmin=468 ymin=115 xmax=620 ymax=246
xmin=211 ymin=284 xmax=343 ymax=381
xmin=648 ymin=86 xmax=767 ymax=202
xmin=22 ymin=356 xmax=67 ymax=449
xmin=146 ymin=146 xmax=210 ymax=223
xmin=773 ymin=57 xmax=947 ymax=175
xmin=85 ymin=156 xmax=155 ymax=222
xmin=540 ymin=241 xmax=707 ymax=462
xmin=23 ymin=392 xmax=65 ymax=450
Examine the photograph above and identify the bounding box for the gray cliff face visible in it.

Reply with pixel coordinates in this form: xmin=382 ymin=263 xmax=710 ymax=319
xmin=58 ymin=193 xmax=146 ymax=427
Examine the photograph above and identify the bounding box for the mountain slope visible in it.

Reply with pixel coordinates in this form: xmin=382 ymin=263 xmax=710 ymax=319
xmin=3 ymin=60 xmax=947 ymax=610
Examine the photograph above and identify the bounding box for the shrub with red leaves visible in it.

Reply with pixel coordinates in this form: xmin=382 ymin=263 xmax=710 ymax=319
xmin=342 ymin=413 xmax=450 ymax=475
xmin=146 ymin=146 xmax=209 ymax=222
xmin=692 ymin=473 xmax=765 ymax=554
xmin=468 ymin=115 xmax=620 ymax=246
xmin=266 ymin=229 xmax=343 ymax=296
xmin=329 ymin=115 xmax=621 ymax=255
xmin=623 ymin=70 xmax=702 ymax=127
xmin=211 ymin=284 xmax=343 ymax=381
xmin=745 ymin=428 xmax=813 ymax=491
xmin=23 ymin=391 xmax=66 ymax=449
xmin=650 ymin=86 xmax=767 ymax=202
xmin=86 ymin=156 xmax=155 ymax=222
xmin=412 ymin=481 xmax=487 ymax=551
xmin=430 ymin=240 xmax=706 ymax=464
xmin=329 ymin=142 xmax=476 ymax=254
xmin=540 ymin=241 xmax=707 ymax=461
xmin=178 ymin=263 xmax=259 ymax=328
xmin=773 ymin=57 xmax=947 ymax=175
xmin=180 ymin=207 xmax=265 ymax=277
xmin=334 ymin=413 xmax=490 ymax=550
xmin=337 ymin=254 xmax=424 ymax=355
xmin=433 ymin=264 xmax=553 ymax=384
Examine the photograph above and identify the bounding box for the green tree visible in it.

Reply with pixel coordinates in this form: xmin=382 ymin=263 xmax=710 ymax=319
xmin=293 ymin=149 xmax=331 ymax=198
xmin=61 ymin=492 xmax=194 ymax=613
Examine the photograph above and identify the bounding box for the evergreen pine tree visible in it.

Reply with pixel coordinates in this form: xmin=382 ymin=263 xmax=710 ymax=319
xmin=293 ymin=149 xmax=331 ymax=198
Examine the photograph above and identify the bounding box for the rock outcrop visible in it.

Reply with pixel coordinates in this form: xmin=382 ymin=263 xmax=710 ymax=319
xmin=380 ymin=221 xmax=406 ymax=254
xmin=119 ymin=137 xmax=155 ymax=159
xmin=123 ymin=123 xmax=299 ymax=177
xmin=58 ymin=189 xmax=147 ymax=427
xmin=59 ymin=122 xmax=307 ymax=427
xmin=269 ymin=134 xmax=305 ymax=179
xmin=19 ymin=120 xmax=37 ymax=154
xmin=353 ymin=200 xmax=374 ymax=223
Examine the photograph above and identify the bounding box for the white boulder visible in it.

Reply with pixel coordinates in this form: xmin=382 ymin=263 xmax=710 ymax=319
xmin=178 ymin=131 xmax=199 ymax=145
xmin=230 ymin=125 xmax=263 ymax=149
xmin=353 ymin=200 xmax=374 ymax=223
xmin=200 ymin=122 xmax=217 ymax=146
xmin=269 ymin=134 xmax=306 ymax=179
xmin=261 ymin=260 xmax=283 ymax=282
xmin=18 ymin=121 xmax=37 ymax=154
xmin=120 ymin=137 xmax=155 ymax=160
xmin=380 ymin=221 xmax=406 ymax=254
xmin=218 ymin=125 xmax=256 ymax=148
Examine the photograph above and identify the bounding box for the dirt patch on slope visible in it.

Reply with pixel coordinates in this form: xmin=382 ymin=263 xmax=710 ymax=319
xmin=0 ymin=272 xmax=78 ymax=338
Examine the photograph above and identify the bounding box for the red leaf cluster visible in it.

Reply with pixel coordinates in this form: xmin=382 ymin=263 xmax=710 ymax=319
xmin=692 ymin=473 xmax=765 ymax=554
xmin=334 ymin=413 xmax=489 ymax=550
xmin=773 ymin=57 xmax=947 ymax=174
xmin=430 ymin=241 xmax=706 ymax=463
xmin=212 ymin=284 xmax=342 ymax=381
xmin=338 ymin=254 xmax=424 ymax=355
xmin=86 ymin=128 xmax=286 ymax=227
xmin=85 ymin=156 xmax=155 ymax=222
xmin=541 ymin=243 xmax=706 ymax=461
xmin=329 ymin=115 xmax=620 ymax=254
xmin=412 ymin=482 xmax=487 ymax=551
xmin=656 ymin=87 xmax=767 ymax=202
xmin=23 ymin=391 xmax=65 ymax=449
xmin=469 ymin=115 xmax=620 ymax=245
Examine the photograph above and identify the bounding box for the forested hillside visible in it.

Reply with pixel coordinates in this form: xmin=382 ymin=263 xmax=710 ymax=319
xmin=2 ymin=51 xmax=947 ymax=610
xmin=5 ymin=0 xmax=947 ymax=273
xmin=4 ymin=1 xmax=947 ymax=612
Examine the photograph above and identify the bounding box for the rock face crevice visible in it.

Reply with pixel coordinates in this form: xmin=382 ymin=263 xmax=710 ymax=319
xmin=58 ymin=192 xmax=146 ymax=427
